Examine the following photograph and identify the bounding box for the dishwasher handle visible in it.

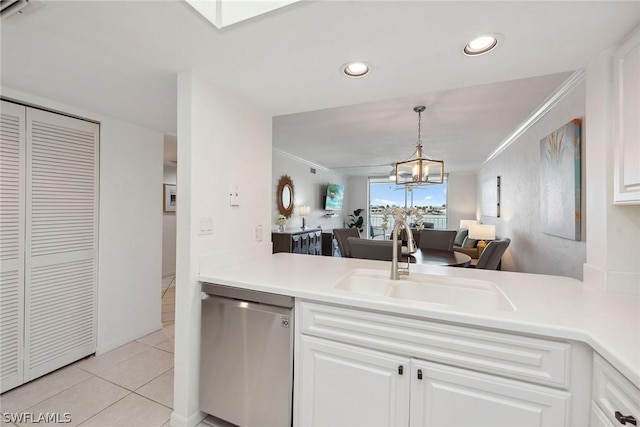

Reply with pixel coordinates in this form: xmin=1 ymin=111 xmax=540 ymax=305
xmin=202 ymin=293 xmax=292 ymax=317
xmin=201 ymin=282 xmax=293 ymax=308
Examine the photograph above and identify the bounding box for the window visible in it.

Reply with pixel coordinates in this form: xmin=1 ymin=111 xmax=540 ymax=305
xmin=368 ymin=177 xmax=448 ymax=236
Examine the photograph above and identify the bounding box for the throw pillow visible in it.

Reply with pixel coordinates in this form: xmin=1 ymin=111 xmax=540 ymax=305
xmin=454 ymin=229 xmax=468 ymax=247
xmin=461 ymin=236 xmax=478 ymax=248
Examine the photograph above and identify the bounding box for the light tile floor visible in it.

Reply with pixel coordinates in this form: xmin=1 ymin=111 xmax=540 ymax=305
xmin=1 ymin=276 xmax=178 ymax=427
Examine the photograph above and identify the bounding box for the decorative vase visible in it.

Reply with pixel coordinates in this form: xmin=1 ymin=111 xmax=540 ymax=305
xmin=278 ymin=224 xmax=285 ymax=232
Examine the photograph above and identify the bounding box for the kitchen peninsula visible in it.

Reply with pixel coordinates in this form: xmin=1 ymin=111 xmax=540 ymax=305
xmin=199 ymin=253 xmax=640 ymax=427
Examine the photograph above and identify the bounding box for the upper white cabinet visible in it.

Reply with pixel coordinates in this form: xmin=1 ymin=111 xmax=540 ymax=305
xmin=614 ymin=27 xmax=640 ymax=204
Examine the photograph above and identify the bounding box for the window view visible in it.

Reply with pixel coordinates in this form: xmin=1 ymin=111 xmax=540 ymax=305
xmin=369 ymin=177 xmax=448 ymax=236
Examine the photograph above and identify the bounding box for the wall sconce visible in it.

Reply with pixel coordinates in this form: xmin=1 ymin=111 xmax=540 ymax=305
xmin=469 ymin=224 xmax=495 ymax=256
xmin=299 ymin=205 xmax=310 ymax=230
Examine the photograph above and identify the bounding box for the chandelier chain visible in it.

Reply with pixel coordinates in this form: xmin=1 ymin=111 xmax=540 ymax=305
xmin=417 ymin=109 xmax=421 ymax=144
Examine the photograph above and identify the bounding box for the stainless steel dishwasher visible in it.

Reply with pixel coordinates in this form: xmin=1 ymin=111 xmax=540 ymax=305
xmin=200 ymin=283 xmax=294 ymax=427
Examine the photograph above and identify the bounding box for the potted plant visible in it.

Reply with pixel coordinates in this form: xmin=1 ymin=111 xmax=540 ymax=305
xmin=347 ymin=208 xmax=364 ymax=234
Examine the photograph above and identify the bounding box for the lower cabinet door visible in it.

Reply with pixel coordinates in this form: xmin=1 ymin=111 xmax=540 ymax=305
xmin=409 ymin=359 xmax=571 ymax=427
xmin=590 ymin=402 xmax=615 ymax=427
xmin=298 ymin=335 xmax=410 ymax=427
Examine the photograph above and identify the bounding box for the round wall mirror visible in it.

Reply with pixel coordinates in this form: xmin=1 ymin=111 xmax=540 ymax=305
xmin=277 ymin=175 xmax=295 ymax=218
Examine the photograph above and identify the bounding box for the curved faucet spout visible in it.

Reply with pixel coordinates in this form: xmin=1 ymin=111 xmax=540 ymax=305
xmin=391 ymin=219 xmax=415 ymax=280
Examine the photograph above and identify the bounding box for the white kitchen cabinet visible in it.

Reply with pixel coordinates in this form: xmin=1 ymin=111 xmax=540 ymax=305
xmin=298 ymin=335 xmax=410 ymax=427
xmin=591 ymin=353 xmax=639 ymax=427
xmin=613 ymin=27 xmax=640 ymax=204
xmin=410 ymin=359 xmax=570 ymax=427
xmin=296 ymin=301 xmax=579 ymax=427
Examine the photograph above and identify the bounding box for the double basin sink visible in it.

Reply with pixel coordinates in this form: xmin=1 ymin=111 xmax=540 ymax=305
xmin=334 ymin=268 xmax=515 ymax=312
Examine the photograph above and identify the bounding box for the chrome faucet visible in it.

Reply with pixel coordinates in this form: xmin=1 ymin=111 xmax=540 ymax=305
xmin=390 ymin=219 xmax=416 ymax=280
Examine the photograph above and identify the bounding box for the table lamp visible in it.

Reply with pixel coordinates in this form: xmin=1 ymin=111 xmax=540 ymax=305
xmin=459 ymin=219 xmax=477 ymax=230
xmin=469 ymin=224 xmax=495 ymax=256
xmin=299 ymin=205 xmax=310 ymax=230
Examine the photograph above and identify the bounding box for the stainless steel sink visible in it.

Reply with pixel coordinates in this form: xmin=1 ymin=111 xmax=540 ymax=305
xmin=334 ymin=269 xmax=515 ymax=312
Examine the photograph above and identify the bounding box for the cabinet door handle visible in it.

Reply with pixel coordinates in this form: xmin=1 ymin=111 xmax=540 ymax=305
xmin=615 ymin=411 xmax=637 ymax=426
xmin=417 ymin=369 xmax=423 ymax=380
xmin=398 ymin=365 xmax=403 ymax=375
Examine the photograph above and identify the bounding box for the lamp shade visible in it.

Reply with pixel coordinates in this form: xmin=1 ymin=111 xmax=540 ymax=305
xmin=469 ymin=224 xmax=495 ymax=241
xmin=459 ymin=219 xmax=478 ymax=230
xmin=299 ymin=205 xmax=310 ymax=216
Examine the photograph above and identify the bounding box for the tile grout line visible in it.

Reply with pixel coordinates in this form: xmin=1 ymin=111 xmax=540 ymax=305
xmin=75 ymin=392 xmax=132 ymax=427
xmin=8 ymin=368 xmax=95 ymax=416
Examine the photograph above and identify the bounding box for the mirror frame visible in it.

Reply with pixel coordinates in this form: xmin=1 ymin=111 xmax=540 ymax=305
xmin=276 ymin=175 xmax=295 ymax=218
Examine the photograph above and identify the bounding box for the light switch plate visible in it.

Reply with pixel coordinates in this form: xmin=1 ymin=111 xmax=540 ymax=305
xmin=230 ymin=184 xmax=240 ymax=207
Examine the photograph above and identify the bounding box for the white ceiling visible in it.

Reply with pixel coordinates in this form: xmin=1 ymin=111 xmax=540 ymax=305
xmin=2 ymin=1 xmax=639 ymax=174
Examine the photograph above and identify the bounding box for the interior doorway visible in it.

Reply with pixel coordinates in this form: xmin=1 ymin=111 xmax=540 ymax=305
xmin=162 ymin=135 xmax=177 ymax=325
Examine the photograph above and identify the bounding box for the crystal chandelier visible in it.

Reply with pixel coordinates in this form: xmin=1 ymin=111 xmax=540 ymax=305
xmin=395 ymin=106 xmax=444 ymax=185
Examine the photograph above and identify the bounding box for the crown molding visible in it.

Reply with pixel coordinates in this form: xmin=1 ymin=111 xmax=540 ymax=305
xmin=273 ymin=148 xmax=331 ymax=173
xmin=483 ymin=68 xmax=586 ymax=166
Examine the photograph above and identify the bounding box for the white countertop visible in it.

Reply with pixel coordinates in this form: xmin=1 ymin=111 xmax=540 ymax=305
xmin=199 ymin=252 xmax=640 ymax=389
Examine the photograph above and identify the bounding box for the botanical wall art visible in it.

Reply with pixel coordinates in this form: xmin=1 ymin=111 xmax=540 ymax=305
xmin=540 ymin=119 xmax=581 ymax=240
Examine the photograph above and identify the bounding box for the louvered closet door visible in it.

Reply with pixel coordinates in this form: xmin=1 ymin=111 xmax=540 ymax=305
xmin=0 ymin=101 xmax=26 ymax=393
xmin=24 ymin=108 xmax=98 ymax=382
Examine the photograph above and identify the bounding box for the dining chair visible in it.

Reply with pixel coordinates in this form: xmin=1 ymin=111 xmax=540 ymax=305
xmin=370 ymin=224 xmax=385 ymax=240
xmin=418 ymin=229 xmax=457 ymax=251
xmin=348 ymin=237 xmax=402 ymax=261
xmin=333 ymin=228 xmax=360 ymax=257
xmin=475 ymin=238 xmax=511 ymax=270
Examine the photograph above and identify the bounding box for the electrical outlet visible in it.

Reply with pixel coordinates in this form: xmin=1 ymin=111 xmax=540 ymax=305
xmin=199 ymin=217 xmax=213 ymax=235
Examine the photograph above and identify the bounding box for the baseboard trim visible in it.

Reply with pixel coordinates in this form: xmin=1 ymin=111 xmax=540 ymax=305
xmin=170 ymin=410 xmax=207 ymax=427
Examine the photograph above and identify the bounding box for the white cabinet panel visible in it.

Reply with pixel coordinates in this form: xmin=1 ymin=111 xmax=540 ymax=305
xmin=0 ymin=100 xmax=25 ymax=393
xmin=297 ymin=335 xmax=410 ymax=427
xmin=24 ymin=108 xmax=98 ymax=382
xmin=614 ymin=27 xmax=640 ymax=204
xmin=590 ymin=403 xmax=615 ymax=427
xmin=300 ymin=301 xmax=570 ymax=388
xmin=592 ymin=353 xmax=640 ymax=427
xmin=410 ymin=360 xmax=570 ymax=427
xmin=0 ymin=102 xmax=98 ymax=391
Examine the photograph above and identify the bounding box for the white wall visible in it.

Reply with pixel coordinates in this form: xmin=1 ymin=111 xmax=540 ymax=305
xmin=583 ymin=48 xmax=640 ymax=294
xmin=447 ymin=173 xmax=477 ymax=230
xmin=272 ymin=150 xmax=346 ymax=231
xmin=172 ymin=71 xmax=273 ymax=427
xmin=345 ymin=176 xmax=369 ymax=234
xmin=1 ymin=87 xmax=164 ymax=354
xmin=162 ymin=163 xmax=177 ymax=276
xmin=477 ymin=81 xmax=587 ymax=279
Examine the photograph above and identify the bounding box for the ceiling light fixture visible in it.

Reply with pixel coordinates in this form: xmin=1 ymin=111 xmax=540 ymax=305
xmin=395 ymin=106 xmax=444 ymax=186
xmin=341 ymin=61 xmax=370 ymax=78
xmin=464 ymin=35 xmax=499 ymax=56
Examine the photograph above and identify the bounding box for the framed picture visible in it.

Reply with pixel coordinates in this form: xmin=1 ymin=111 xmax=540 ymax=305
xmin=164 ymin=184 xmax=176 ymax=212
xmin=540 ymin=119 xmax=581 ymax=240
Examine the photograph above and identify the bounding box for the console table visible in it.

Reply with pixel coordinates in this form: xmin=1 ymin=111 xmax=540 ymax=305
xmin=272 ymin=229 xmax=323 ymax=255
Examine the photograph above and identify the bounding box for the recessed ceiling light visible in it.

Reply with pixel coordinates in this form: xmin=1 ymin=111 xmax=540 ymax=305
xmin=341 ymin=61 xmax=371 ymax=78
xmin=464 ymin=35 xmax=499 ymax=56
